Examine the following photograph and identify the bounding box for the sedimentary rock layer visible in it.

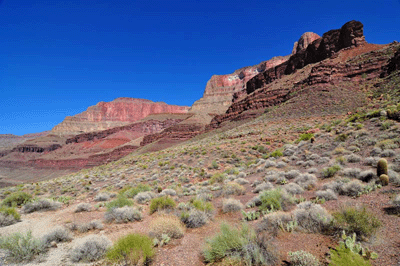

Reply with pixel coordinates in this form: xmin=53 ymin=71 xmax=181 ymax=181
xmin=52 ymin=98 xmax=189 ymax=135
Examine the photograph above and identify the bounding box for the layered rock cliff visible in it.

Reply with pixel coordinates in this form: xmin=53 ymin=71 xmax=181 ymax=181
xmin=189 ymin=56 xmax=289 ymax=117
xmin=52 ymin=98 xmax=190 ymax=135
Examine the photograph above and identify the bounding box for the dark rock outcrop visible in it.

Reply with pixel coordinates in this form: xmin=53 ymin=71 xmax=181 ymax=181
xmin=387 ymin=46 xmax=400 ymax=75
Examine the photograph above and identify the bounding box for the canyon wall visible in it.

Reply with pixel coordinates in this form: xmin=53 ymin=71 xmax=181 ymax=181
xmin=52 ymin=98 xmax=190 ymax=135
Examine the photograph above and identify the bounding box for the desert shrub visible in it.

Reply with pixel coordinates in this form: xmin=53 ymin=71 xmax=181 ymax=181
xmin=68 ymin=220 xmax=104 ymax=233
xmin=296 ymin=133 xmax=314 ymax=143
xmin=380 ymin=149 xmax=395 ymax=157
xmin=234 ymin=178 xmax=249 ymax=185
xmin=70 ymin=235 xmax=112 ymax=262
xmin=345 ymin=154 xmax=362 ymax=163
xmin=294 ymin=173 xmax=317 ymax=190
xmin=341 ymin=168 xmax=361 ymax=179
xmin=315 ymin=189 xmax=337 ymax=201
xmin=181 ymin=209 xmax=209 ymax=228
xmin=264 ymin=160 xmax=277 ymax=168
xmin=74 ymin=203 xmax=92 ymax=213
xmin=192 ymin=198 xmax=214 ymax=213
xmin=282 ymin=183 xmax=304 ymax=195
xmin=2 ymin=192 xmax=32 ymax=207
xmin=363 ymin=157 xmax=379 ymax=166
xmin=104 ymin=206 xmax=142 ymax=223
xmin=321 ymin=165 xmax=341 ymax=178
xmin=149 ymin=214 xmax=185 ymax=239
xmin=285 ymin=170 xmax=301 ymax=180
xmin=256 ymin=211 xmax=293 ymax=235
xmin=94 ymin=192 xmax=110 ymax=202
xmin=159 ymin=188 xmax=177 ymax=197
xmin=293 ymin=202 xmax=332 ymax=233
xmin=358 ymin=170 xmax=375 ymax=182
xmin=203 ymin=222 xmax=278 ymax=265
xmin=329 ymin=243 xmax=371 ymax=266
xmin=106 ymin=233 xmax=154 ymax=265
xmin=149 ymin=196 xmax=176 ymax=214
xmin=106 ymin=194 xmax=133 ymax=210
xmin=223 ymin=182 xmax=246 ymax=196
xmin=0 ymin=230 xmax=46 ymax=262
xmin=124 ymin=184 xmax=151 ymax=198
xmin=269 ymin=149 xmax=283 ymax=158
xmin=393 ymin=194 xmax=400 ymax=205
xmin=288 ymin=250 xmax=320 ymax=266
xmin=332 ymin=206 xmax=380 ymax=239
xmin=340 ymin=180 xmax=365 ymax=197
xmin=210 ymin=173 xmax=226 ymax=184
xmin=259 ymin=188 xmax=293 ymax=212
xmin=134 ymin=191 xmax=156 ymax=204
xmin=253 ymin=182 xmax=274 ymax=193
xmin=0 ymin=206 xmax=20 ymax=227
xmin=246 ymin=196 xmax=262 ymax=208
xmin=22 ymin=199 xmax=61 ymax=214
xmin=222 ymin=198 xmax=244 ymax=213
xmin=42 ymin=226 xmax=72 ymax=246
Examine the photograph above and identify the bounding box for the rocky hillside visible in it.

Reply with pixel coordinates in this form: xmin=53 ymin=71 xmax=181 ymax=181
xmin=51 ymin=98 xmax=190 ymax=135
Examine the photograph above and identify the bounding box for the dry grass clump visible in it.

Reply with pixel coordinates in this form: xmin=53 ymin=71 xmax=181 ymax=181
xmin=257 ymin=211 xmax=293 ymax=235
xmin=234 ymin=177 xmax=249 ymax=185
xmin=0 ymin=206 xmax=20 ymax=227
xmin=74 ymin=203 xmax=92 ymax=213
xmin=149 ymin=214 xmax=185 ymax=239
xmin=159 ymin=188 xmax=177 ymax=197
xmin=315 ymin=189 xmax=338 ymax=201
xmin=341 ymin=168 xmax=361 ymax=179
xmin=294 ymin=173 xmax=317 ymax=190
xmin=223 ymin=182 xmax=246 ymax=196
xmin=70 ymin=235 xmax=112 ymax=263
xmin=288 ymin=250 xmax=320 ymax=266
xmin=134 ymin=191 xmax=156 ymax=204
xmin=222 ymin=198 xmax=244 ymax=213
xmin=181 ymin=209 xmax=209 ymax=228
xmin=293 ymin=202 xmax=332 ymax=233
xmin=94 ymin=192 xmax=110 ymax=202
xmin=22 ymin=199 xmax=61 ymax=214
xmin=253 ymin=182 xmax=274 ymax=193
xmin=282 ymin=183 xmax=304 ymax=195
xmin=104 ymin=206 xmax=142 ymax=223
xmin=285 ymin=170 xmax=301 ymax=180
xmin=42 ymin=226 xmax=73 ymax=246
xmin=67 ymin=220 xmax=104 ymax=233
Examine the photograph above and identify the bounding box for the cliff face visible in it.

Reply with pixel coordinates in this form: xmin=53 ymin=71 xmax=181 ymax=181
xmin=292 ymin=32 xmax=321 ymax=55
xmin=189 ymin=56 xmax=289 ymax=116
xmin=52 ymin=98 xmax=190 ymax=135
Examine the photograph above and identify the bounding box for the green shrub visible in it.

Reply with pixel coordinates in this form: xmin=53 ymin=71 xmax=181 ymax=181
xmin=149 ymin=196 xmax=176 ymax=214
xmin=191 ymin=199 xmax=214 ymax=213
xmin=332 ymin=206 xmax=381 ymax=239
xmin=2 ymin=192 xmax=32 ymax=207
xmin=259 ymin=188 xmax=284 ymax=212
xmin=269 ymin=149 xmax=283 ymax=158
xmin=321 ymin=165 xmax=341 ymax=178
xmin=0 ymin=206 xmax=20 ymax=221
xmin=203 ymin=222 xmax=278 ymax=265
xmin=329 ymin=244 xmax=371 ymax=266
xmin=210 ymin=173 xmax=225 ymax=184
xmin=106 ymin=194 xmax=133 ymax=211
xmin=377 ymin=158 xmax=388 ymax=177
xmin=124 ymin=184 xmax=151 ymax=198
xmin=296 ymin=133 xmax=314 ymax=143
xmin=288 ymin=250 xmax=320 ymax=266
xmin=106 ymin=233 xmax=154 ymax=265
xmin=0 ymin=230 xmax=46 ymax=262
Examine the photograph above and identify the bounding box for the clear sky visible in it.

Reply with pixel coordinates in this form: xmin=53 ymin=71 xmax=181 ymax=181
xmin=1 ymin=0 xmax=399 ymax=135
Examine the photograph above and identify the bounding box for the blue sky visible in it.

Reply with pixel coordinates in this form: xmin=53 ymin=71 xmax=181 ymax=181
xmin=1 ymin=0 xmax=399 ymax=135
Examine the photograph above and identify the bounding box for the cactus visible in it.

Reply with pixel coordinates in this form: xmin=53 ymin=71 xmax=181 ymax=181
xmin=377 ymin=158 xmax=388 ymax=177
xmin=379 ymin=174 xmax=389 ymax=186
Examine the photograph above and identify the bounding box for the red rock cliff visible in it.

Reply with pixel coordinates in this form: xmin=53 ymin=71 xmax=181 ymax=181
xmin=52 ymin=98 xmax=190 ymax=135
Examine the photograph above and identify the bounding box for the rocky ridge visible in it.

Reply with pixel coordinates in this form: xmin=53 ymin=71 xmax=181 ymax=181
xmin=51 ymin=98 xmax=190 ymax=135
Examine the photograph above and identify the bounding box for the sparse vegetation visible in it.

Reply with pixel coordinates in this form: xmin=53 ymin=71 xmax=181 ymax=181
xmin=70 ymin=235 xmax=112 ymax=263
xmin=0 ymin=230 xmax=46 ymax=262
xmin=149 ymin=196 xmax=176 ymax=214
xmin=106 ymin=233 xmax=154 ymax=265
xmin=203 ymin=222 xmax=278 ymax=265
